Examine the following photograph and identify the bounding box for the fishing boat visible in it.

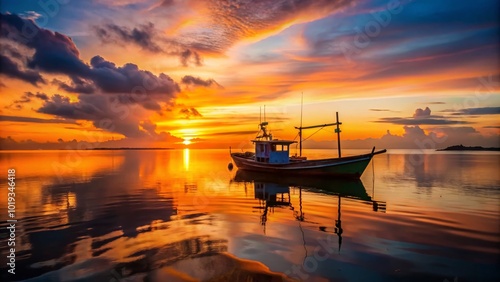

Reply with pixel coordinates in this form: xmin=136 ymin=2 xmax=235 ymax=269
xmin=230 ymin=111 xmax=386 ymax=178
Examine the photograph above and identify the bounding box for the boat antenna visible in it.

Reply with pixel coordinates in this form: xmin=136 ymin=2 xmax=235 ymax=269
xmin=260 ymin=106 xmax=262 ymax=124
xmin=300 ymin=93 xmax=303 ymax=128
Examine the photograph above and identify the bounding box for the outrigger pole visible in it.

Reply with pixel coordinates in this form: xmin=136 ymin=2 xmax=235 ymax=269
xmin=295 ymin=112 xmax=342 ymax=158
xmin=335 ymin=112 xmax=342 ymax=158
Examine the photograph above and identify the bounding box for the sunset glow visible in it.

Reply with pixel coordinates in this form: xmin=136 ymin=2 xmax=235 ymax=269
xmin=0 ymin=0 xmax=499 ymax=150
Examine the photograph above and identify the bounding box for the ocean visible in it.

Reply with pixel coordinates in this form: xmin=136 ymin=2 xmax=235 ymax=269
xmin=0 ymin=149 xmax=499 ymax=281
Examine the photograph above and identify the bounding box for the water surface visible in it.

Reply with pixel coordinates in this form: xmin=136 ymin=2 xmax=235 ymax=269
xmin=0 ymin=149 xmax=499 ymax=281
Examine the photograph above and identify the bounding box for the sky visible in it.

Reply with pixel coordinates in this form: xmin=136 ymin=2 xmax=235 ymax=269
xmin=0 ymin=0 xmax=499 ymax=150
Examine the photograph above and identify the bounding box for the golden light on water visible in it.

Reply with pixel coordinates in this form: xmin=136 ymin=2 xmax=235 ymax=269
xmin=183 ymin=148 xmax=190 ymax=171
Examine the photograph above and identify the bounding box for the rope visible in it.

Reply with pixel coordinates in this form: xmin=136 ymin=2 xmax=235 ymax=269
xmin=302 ymin=126 xmax=326 ymax=142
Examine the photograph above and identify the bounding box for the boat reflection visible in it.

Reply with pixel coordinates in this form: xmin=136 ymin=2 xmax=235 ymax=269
xmin=234 ymin=170 xmax=373 ymax=201
xmin=233 ymin=170 xmax=387 ymax=252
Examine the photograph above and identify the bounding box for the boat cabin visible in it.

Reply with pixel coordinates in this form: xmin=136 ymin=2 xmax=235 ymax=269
xmin=252 ymin=140 xmax=296 ymax=164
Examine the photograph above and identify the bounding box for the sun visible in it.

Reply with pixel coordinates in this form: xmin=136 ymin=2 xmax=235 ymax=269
xmin=183 ymin=139 xmax=191 ymax=146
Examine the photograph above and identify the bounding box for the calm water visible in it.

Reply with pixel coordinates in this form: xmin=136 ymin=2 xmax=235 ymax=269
xmin=0 ymin=149 xmax=499 ymax=282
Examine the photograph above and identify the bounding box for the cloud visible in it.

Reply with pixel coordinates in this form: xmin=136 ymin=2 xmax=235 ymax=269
xmin=19 ymin=11 xmax=42 ymax=20
xmin=181 ymin=0 xmax=353 ymax=53
xmin=94 ymin=22 xmax=163 ymax=53
xmin=181 ymin=75 xmax=220 ymax=87
xmin=1 ymin=12 xmax=90 ymax=77
xmin=453 ymin=107 xmax=500 ymax=115
xmin=376 ymin=107 xmax=473 ymax=125
xmin=52 ymin=77 xmax=97 ymax=94
xmin=205 ymin=130 xmax=257 ymax=137
xmin=0 ymin=134 xmax=184 ymax=150
xmin=307 ymin=125 xmax=499 ymax=149
xmin=413 ymin=107 xmax=431 ymax=118
xmin=433 ymin=126 xmax=479 ymax=135
xmin=25 ymin=91 xmax=49 ymax=101
xmin=295 ymin=0 xmax=500 ymax=95
xmin=1 ymin=13 xmax=181 ymax=97
xmin=88 ymin=55 xmax=180 ymax=95
xmin=35 ymin=93 xmax=176 ymax=139
xmin=0 ymin=43 xmax=24 ymax=59
xmin=0 ymin=115 xmax=77 ymax=124
xmin=124 ymin=0 xmax=355 ymax=58
xmin=180 ymin=49 xmax=202 ymax=67
xmin=483 ymin=126 xmax=500 ymax=129
xmin=93 ymin=21 xmax=203 ymax=66
xmin=369 ymin=108 xmax=401 ymax=113
xmin=376 ymin=117 xmax=470 ymax=125
xmin=0 ymin=12 xmax=220 ymax=143
xmin=6 ymin=91 xmax=50 ymax=110
xmin=179 ymin=107 xmax=202 ymax=119
xmin=0 ymin=54 xmax=45 ymax=85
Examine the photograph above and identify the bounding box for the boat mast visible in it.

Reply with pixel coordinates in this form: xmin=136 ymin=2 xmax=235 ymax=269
xmin=299 ymin=93 xmax=303 ymax=156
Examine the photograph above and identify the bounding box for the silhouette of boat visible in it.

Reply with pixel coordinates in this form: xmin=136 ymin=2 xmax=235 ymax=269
xmin=230 ymin=112 xmax=386 ymax=178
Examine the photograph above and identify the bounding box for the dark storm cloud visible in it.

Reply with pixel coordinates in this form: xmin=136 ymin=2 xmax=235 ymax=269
xmin=0 ymin=13 xmax=90 ymax=76
xmin=88 ymin=55 xmax=180 ymax=95
xmin=52 ymin=77 xmax=97 ymax=94
xmin=181 ymin=75 xmax=220 ymax=87
xmin=1 ymin=13 xmax=181 ymax=96
xmin=0 ymin=54 xmax=45 ymax=85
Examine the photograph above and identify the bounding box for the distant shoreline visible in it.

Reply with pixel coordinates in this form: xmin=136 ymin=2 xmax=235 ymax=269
xmin=88 ymin=147 xmax=173 ymax=150
xmin=0 ymin=148 xmax=175 ymax=151
xmin=437 ymin=145 xmax=500 ymax=151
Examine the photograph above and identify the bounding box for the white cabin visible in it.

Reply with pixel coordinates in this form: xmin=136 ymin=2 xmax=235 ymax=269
xmin=252 ymin=140 xmax=296 ymax=164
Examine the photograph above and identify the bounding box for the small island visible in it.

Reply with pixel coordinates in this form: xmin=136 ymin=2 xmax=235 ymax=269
xmin=437 ymin=145 xmax=500 ymax=151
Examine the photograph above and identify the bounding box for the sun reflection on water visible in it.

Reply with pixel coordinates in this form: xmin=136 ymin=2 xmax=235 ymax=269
xmin=183 ymin=148 xmax=190 ymax=171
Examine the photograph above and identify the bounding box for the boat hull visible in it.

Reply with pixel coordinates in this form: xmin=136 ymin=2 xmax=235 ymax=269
xmin=231 ymin=151 xmax=384 ymax=178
